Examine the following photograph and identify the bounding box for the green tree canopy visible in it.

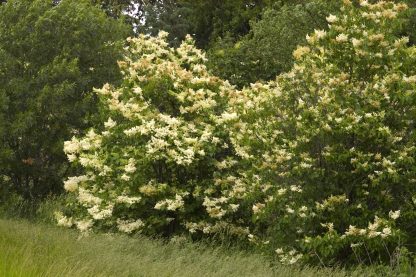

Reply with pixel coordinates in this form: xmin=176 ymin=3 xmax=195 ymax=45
xmin=139 ymin=0 xmax=278 ymax=48
xmin=0 ymin=0 xmax=128 ymax=199
xmin=207 ymin=1 xmax=338 ymax=88
xmin=91 ymin=0 xmax=154 ymax=25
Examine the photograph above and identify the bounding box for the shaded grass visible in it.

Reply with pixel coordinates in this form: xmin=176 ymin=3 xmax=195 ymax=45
xmin=0 ymin=219 xmax=408 ymax=276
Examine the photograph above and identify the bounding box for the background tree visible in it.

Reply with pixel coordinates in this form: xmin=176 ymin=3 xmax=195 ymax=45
xmin=91 ymin=0 xmax=150 ymax=25
xmin=207 ymin=1 xmax=339 ymax=88
xmin=180 ymin=0 xmax=272 ymax=49
xmin=403 ymin=0 xmax=416 ymax=44
xmin=138 ymin=0 xmax=190 ymax=47
xmin=0 ymin=0 xmax=128 ymax=200
xmin=139 ymin=0 xmax=277 ymax=48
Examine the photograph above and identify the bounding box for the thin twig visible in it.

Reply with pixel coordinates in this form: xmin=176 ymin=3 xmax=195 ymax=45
xmin=363 ymin=242 xmax=373 ymax=265
xmin=381 ymin=240 xmax=392 ymax=266
xmin=313 ymin=250 xmax=326 ymax=268
xmin=352 ymin=247 xmax=362 ymax=264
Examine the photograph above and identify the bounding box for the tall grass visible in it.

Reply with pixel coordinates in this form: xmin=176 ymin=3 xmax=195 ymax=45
xmin=0 ymin=193 xmax=68 ymax=225
xmin=0 ymin=219 xmax=407 ymax=276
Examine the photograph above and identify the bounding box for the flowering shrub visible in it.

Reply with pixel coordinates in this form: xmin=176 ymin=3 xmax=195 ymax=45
xmin=59 ymin=31 xmax=242 ymax=236
xmin=60 ymin=0 xmax=416 ymax=267
xmin=223 ymin=0 xmax=416 ymax=266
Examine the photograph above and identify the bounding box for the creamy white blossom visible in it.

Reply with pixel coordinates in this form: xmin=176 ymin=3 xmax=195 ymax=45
xmin=117 ymin=219 xmax=144 ymax=233
xmin=389 ymin=210 xmax=400 ymax=220
xmin=326 ymin=14 xmax=338 ymax=23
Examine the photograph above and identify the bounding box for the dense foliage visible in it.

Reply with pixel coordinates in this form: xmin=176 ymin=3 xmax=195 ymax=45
xmin=0 ymin=0 xmax=128 ymax=200
xmin=140 ymin=0 xmax=274 ymax=49
xmin=59 ymin=0 xmax=416 ymax=267
xmin=207 ymin=1 xmax=337 ymax=87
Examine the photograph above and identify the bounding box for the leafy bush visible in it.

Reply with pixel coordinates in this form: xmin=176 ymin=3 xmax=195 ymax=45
xmin=224 ymin=0 xmax=416 ymax=266
xmin=59 ymin=32 xmax=243 ymax=237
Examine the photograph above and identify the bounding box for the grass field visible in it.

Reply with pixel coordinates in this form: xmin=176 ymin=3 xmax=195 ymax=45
xmin=0 ymin=219 xmax=409 ymax=277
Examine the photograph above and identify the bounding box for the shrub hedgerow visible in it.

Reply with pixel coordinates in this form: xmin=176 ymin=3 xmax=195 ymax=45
xmin=59 ymin=0 xmax=416 ymax=267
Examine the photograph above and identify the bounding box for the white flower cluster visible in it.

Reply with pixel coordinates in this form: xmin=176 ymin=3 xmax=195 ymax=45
xmin=316 ymin=195 xmax=349 ymax=211
xmin=275 ymin=248 xmax=303 ymax=265
xmin=63 ymin=175 xmax=89 ymax=192
xmin=343 ymin=216 xmax=394 ymax=239
xmin=78 ymin=187 xmax=102 ymax=206
xmin=124 ymin=158 xmax=136 ymax=174
xmin=75 ymin=219 xmax=94 ymax=232
xmin=116 ymin=195 xmax=141 ymax=205
xmin=185 ymin=221 xmax=248 ymax=236
xmin=203 ymin=196 xmax=229 ymax=219
xmin=116 ymin=219 xmax=144 ymax=233
xmin=55 ymin=212 xmax=73 ymax=228
xmin=87 ymin=204 xmax=113 ymax=220
xmin=389 ymin=210 xmax=400 ymax=220
xmin=154 ymin=194 xmax=185 ymax=211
